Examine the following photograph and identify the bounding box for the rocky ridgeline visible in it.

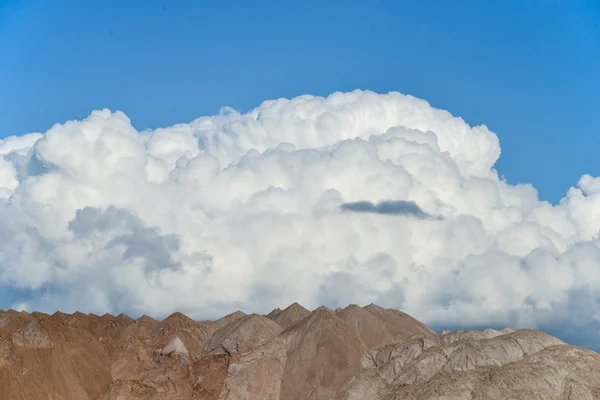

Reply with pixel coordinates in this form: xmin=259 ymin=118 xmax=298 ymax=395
xmin=0 ymin=304 xmax=599 ymax=399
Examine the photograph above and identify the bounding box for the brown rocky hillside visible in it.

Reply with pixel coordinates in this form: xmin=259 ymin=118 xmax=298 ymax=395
xmin=1 ymin=304 xmax=599 ymax=399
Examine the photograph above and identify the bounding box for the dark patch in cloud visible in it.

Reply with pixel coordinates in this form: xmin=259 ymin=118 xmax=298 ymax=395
xmin=340 ymin=200 xmax=437 ymax=219
xmin=69 ymin=206 xmax=181 ymax=272
xmin=69 ymin=206 xmax=141 ymax=234
xmin=5 ymin=148 xmax=54 ymax=181
xmin=108 ymin=229 xmax=180 ymax=271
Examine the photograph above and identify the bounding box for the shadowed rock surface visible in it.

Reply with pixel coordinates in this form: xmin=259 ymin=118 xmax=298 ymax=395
xmin=1 ymin=305 xmax=600 ymax=399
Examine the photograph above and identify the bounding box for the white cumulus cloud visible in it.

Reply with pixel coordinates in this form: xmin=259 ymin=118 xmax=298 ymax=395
xmin=1 ymin=90 xmax=600 ymax=347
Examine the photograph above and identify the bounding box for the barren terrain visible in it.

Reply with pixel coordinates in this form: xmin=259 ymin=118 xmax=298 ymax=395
xmin=1 ymin=304 xmax=599 ymax=399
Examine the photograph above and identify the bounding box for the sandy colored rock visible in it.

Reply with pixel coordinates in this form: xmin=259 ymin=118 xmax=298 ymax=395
xmin=137 ymin=315 xmax=159 ymax=325
xmin=280 ymin=306 xmax=367 ymax=400
xmin=268 ymin=302 xmax=311 ymax=330
xmin=336 ymin=304 xmax=393 ymax=349
xmin=341 ymin=327 xmax=600 ymax=400
xmin=148 ymin=311 xmax=219 ymax=362
xmin=208 ymin=314 xmax=282 ymax=355
xmin=217 ymin=336 xmax=287 ymax=400
xmin=265 ymin=308 xmax=282 ymax=319
xmin=161 ymin=336 xmax=189 ymax=357
xmin=2 ymin=306 xmax=600 ymax=400
xmin=0 ymin=310 xmax=113 ymax=400
xmin=216 ymin=310 xmax=247 ymax=328
xmin=11 ymin=320 xmax=52 ymax=348
xmin=363 ymin=303 xmax=435 ymax=338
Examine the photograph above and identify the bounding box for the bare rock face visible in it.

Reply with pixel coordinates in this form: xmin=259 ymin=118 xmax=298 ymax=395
xmin=11 ymin=321 xmax=52 ymax=348
xmin=110 ymin=313 xmax=159 ymax=381
xmin=161 ymin=336 xmax=189 ymax=357
xmin=336 ymin=304 xmax=394 ymax=349
xmin=267 ymin=302 xmax=311 ymax=330
xmin=217 ymin=336 xmax=286 ymax=400
xmin=207 ymin=314 xmax=282 ymax=356
xmin=265 ymin=308 xmax=282 ymax=319
xmin=280 ymin=306 xmax=367 ymax=400
xmin=202 ymin=314 xmax=286 ymax=400
xmin=0 ymin=309 xmax=113 ymax=400
xmin=216 ymin=311 xmax=247 ymax=328
xmin=341 ymin=327 xmax=600 ymax=400
xmin=363 ymin=303 xmax=435 ymax=338
xmin=153 ymin=311 xmax=219 ymax=358
xmin=2 ymin=305 xmax=600 ymax=400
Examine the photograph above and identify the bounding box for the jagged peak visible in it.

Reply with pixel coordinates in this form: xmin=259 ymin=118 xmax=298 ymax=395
xmin=227 ymin=310 xmax=247 ymax=318
xmin=30 ymin=311 xmax=49 ymax=320
xmin=364 ymin=303 xmax=410 ymax=316
xmin=265 ymin=307 xmax=282 ymax=318
xmin=207 ymin=313 xmax=282 ymax=355
xmin=363 ymin=303 xmax=392 ymax=315
xmin=114 ymin=313 xmax=134 ymax=325
xmin=307 ymin=306 xmax=339 ymax=321
xmin=286 ymin=302 xmax=308 ymax=311
xmin=163 ymin=311 xmax=186 ymax=319
xmin=0 ymin=304 xmax=595 ymax=400
xmin=336 ymin=304 xmax=376 ymax=321
xmin=335 ymin=303 xmax=395 ymax=349
xmin=215 ymin=310 xmax=247 ymax=327
xmin=282 ymin=303 xmax=309 ymax=315
xmin=137 ymin=315 xmax=158 ymax=325
xmin=337 ymin=304 xmax=387 ymax=321
xmin=284 ymin=305 xmax=339 ymax=332
xmin=339 ymin=304 xmax=363 ymax=312
xmin=100 ymin=313 xmax=114 ymax=321
xmin=364 ymin=303 xmax=387 ymax=310
xmin=269 ymin=302 xmax=311 ymax=330
xmin=482 ymin=328 xmax=503 ymax=337
xmin=313 ymin=305 xmax=334 ymax=314
xmin=51 ymin=311 xmax=69 ymax=318
xmin=161 ymin=311 xmax=196 ymax=324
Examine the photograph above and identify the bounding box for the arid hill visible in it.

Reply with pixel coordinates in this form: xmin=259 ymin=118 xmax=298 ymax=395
xmin=1 ymin=304 xmax=599 ymax=399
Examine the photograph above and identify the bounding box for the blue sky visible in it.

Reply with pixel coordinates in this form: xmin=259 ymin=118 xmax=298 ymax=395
xmin=1 ymin=0 xmax=599 ymax=203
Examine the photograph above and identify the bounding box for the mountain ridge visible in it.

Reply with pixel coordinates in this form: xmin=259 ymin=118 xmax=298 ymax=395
xmin=1 ymin=304 xmax=599 ymax=399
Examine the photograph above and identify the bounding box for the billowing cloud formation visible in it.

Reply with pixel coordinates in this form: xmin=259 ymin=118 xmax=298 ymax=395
xmin=1 ymin=90 xmax=600 ymax=346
